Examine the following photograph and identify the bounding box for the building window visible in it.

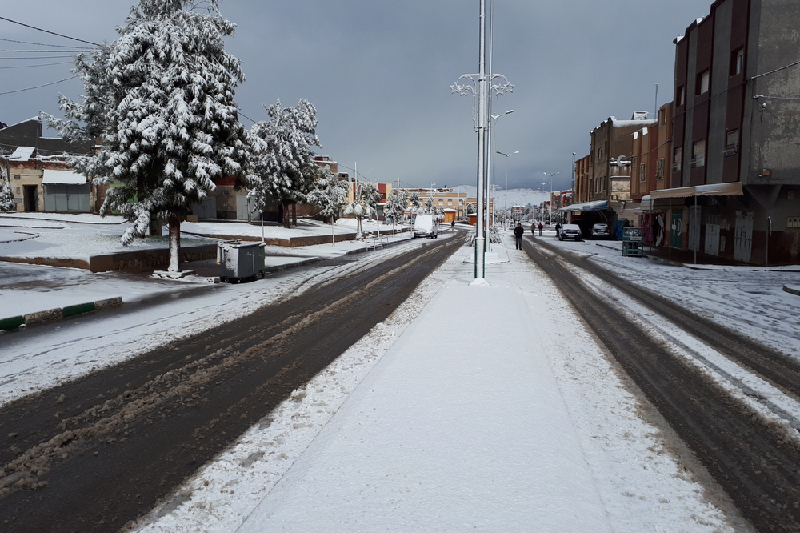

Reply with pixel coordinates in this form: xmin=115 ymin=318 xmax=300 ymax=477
xmin=677 ymin=86 xmax=685 ymax=106
xmin=725 ymin=129 xmax=739 ymax=150
xmin=13 ymin=174 xmax=21 ymax=180
xmin=673 ymin=147 xmax=683 ymax=172
xmin=656 ymin=158 xmax=665 ymax=179
xmin=639 ymin=163 xmax=647 ymax=182
xmin=691 ymin=139 xmax=706 ymax=167
xmin=597 ymin=147 xmax=603 ymax=161
xmin=730 ymin=48 xmax=744 ymax=76
xmin=696 ymin=70 xmax=710 ymax=95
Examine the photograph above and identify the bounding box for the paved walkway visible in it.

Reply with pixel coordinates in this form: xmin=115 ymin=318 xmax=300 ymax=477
xmin=237 ymin=240 xmax=611 ymax=532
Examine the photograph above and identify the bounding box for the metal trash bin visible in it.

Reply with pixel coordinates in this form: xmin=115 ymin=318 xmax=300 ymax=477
xmin=217 ymin=240 xmax=266 ymax=282
xmin=621 ymin=227 xmax=645 ymax=257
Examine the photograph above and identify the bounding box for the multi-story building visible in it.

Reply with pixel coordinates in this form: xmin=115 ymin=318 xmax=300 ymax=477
xmin=654 ymin=0 xmax=800 ymax=264
xmin=588 ymin=113 xmax=656 ymax=205
xmin=631 ymin=102 xmax=674 ymax=201
xmin=573 ymin=155 xmax=592 ymax=204
xmin=400 ymin=188 xmax=470 ymax=220
xmin=0 ymin=117 xmax=95 ymax=213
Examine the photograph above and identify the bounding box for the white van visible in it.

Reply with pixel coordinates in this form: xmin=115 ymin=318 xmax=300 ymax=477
xmin=413 ymin=214 xmax=439 ymax=239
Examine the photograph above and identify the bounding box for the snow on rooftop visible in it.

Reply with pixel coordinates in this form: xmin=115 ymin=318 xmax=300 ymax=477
xmin=0 ymin=116 xmax=39 ymax=131
xmin=9 ymin=147 xmax=35 ymax=161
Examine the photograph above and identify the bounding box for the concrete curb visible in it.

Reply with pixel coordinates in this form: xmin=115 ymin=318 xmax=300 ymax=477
xmin=1 ymin=297 xmax=122 ymax=332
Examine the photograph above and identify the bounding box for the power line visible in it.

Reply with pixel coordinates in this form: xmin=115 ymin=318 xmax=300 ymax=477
xmin=0 ymin=16 xmax=100 ymax=47
xmin=0 ymin=37 xmax=93 ymax=49
xmin=0 ymin=49 xmax=88 ymax=53
xmin=0 ymin=74 xmax=78 ymax=96
xmin=0 ymin=62 xmax=72 ymax=69
xmin=751 ymin=59 xmax=800 ymax=80
xmin=237 ymin=109 xmax=257 ymax=124
xmin=0 ymin=55 xmax=76 ymax=60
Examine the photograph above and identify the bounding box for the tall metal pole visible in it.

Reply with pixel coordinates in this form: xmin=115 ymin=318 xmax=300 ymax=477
xmin=486 ymin=0 xmax=494 ymax=251
xmin=475 ymin=0 xmax=488 ymax=279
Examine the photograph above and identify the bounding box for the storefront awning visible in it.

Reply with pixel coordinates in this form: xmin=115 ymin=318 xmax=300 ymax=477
xmin=42 ymin=170 xmax=87 ymax=185
xmin=649 ymin=182 xmax=743 ymax=200
xmin=694 ymin=182 xmax=743 ymax=196
xmin=558 ymin=200 xmax=608 ymax=212
xmin=650 ymin=186 xmax=695 ymax=199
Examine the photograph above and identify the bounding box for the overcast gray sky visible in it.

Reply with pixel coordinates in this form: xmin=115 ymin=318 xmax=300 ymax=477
xmin=1 ymin=0 xmax=715 ymax=191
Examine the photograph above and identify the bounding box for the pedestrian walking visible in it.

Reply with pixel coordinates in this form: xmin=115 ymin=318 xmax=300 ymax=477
xmin=555 ymin=221 xmax=561 ymax=238
xmin=538 ymin=222 xmax=543 ymax=236
xmin=530 ymin=222 xmax=535 ymax=235
xmin=513 ymin=222 xmax=524 ymax=250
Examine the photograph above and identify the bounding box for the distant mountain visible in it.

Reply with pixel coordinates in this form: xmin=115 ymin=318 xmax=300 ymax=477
xmin=453 ymin=186 xmax=549 ymax=209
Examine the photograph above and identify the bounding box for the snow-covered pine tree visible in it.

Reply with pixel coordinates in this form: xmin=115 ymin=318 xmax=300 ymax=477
xmin=360 ymin=182 xmax=381 ymax=218
xmin=409 ymin=192 xmax=421 ymax=211
xmin=384 ymin=189 xmax=406 ymax=226
xmin=425 ymin=197 xmax=433 ymax=213
xmin=249 ymin=99 xmax=320 ymax=228
xmin=48 ymin=0 xmax=251 ymax=272
xmin=0 ymin=180 xmax=15 ymax=212
xmin=306 ymin=168 xmax=348 ymax=244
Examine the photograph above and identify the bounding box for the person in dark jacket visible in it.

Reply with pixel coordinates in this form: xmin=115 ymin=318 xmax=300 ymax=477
xmin=513 ymin=222 xmax=524 ymax=249
xmin=538 ymin=222 xmax=543 ymax=236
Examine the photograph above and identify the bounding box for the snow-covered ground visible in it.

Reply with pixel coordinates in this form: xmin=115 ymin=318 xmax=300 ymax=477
xmin=543 ymin=233 xmax=800 ymax=360
xmin=0 ymin=234 xmax=436 ymax=407
xmin=0 ymin=213 xmax=408 ymax=262
xmin=0 ymin=213 xmax=214 ymax=260
xmin=127 ymin=235 xmax=750 ymax=533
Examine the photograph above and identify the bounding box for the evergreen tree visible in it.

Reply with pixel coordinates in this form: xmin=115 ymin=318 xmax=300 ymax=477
xmin=0 ymin=180 xmax=15 ymax=212
xmin=360 ymin=182 xmax=381 ymax=219
xmin=384 ymin=189 xmax=406 ymax=226
xmin=48 ymin=0 xmax=251 ymax=271
xmin=249 ymin=99 xmax=320 ymax=228
xmin=307 ymin=168 xmax=348 ymax=244
xmin=409 ymin=192 xmax=422 ymax=212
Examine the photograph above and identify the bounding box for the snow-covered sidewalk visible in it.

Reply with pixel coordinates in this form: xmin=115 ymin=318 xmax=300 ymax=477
xmin=133 ymin=237 xmax=746 ymax=533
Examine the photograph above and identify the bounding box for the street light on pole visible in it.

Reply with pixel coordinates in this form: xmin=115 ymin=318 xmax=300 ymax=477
xmin=543 ymin=171 xmax=559 ymax=225
xmin=450 ymin=0 xmax=513 ymax=281
xmin=489 ymin=110 xmax=513 ymax=227
xmin=497 ymin=150 xmax=518 ymax=229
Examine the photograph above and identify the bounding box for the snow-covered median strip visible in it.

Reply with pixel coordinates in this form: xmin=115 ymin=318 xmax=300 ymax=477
xmin=127 ymin=248 xmax=452 ymax=533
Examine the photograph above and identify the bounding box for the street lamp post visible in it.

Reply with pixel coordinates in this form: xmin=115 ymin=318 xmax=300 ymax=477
xmin=497 ymin=149 xmax=518 ymax=229
xmin=543 ymin=171 xmax=559 ymax=225
xmin=489 ymin=110 xmax=513 ymax=235
xmin=450 ymin=0 xmax=513 ymax=281
xmin=571 ymin=152 xmax=576 ymax=200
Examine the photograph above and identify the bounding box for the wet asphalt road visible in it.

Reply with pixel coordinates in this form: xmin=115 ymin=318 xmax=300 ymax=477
xmin=524 ymin=236 xmax=800 ymax=533
xmin=0 ymin=236 xmax=461 ymax=533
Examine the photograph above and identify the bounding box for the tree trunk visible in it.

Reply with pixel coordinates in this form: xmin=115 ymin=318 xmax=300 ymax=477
xmin=282 ymin=201 xmax=290 ymax=228
xmin=168 ymin=216 xmax=181 ymax=272
xmin=291 ymin=203 xmax=297 ymax=226
xmin=150 ymin=215 xmax=161 ymax=236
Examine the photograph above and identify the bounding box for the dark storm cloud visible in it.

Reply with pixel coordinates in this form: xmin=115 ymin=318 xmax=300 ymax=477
xmin=1 ymin=0 xmax=714 ymax=190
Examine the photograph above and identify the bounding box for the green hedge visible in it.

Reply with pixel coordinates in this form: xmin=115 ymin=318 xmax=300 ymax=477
xmin=62 ymin=302 xmax=96 ymax=318
xmin=0 ymin=316 xmax=25 ymax=331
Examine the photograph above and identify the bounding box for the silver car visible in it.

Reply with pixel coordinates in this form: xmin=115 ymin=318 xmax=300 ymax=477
xmin=591 ymin=223 xmax=610 ymax=239
xmin=558 ymin=224 xmax=582 ymax=241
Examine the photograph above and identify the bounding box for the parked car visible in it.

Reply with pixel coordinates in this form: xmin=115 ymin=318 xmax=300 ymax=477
xmin=557 ymin=223 xmax=582 ymax=241
xmin=413 ymin=214 xmax=439 ymax=239
xmin=590 ymin=223 xmax=610 ymax=239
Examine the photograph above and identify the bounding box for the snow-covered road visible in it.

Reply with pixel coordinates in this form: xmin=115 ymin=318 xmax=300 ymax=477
xmin=129 ymin=235 xmax=750 ymax=533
